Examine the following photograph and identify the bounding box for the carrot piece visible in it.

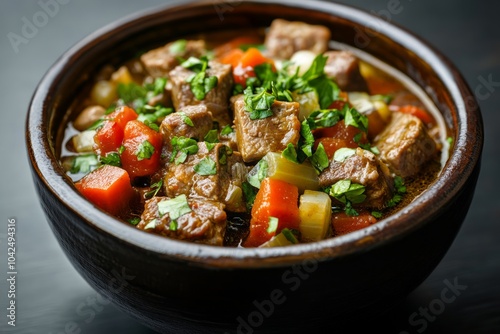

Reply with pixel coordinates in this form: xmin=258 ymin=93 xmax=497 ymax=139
xmin=239 ymin=48 xmax=272 ymax=69
xmin=219 ymin=48 xmax=245 ymax=67
xmin=243 ymin=178 xmax=300 ymax=247
xmin=398 ymin=105 xmax=435 ymax=125
xmin=331 ymin=211 xmax=377 ymax=236
xmin=120 ymin=120 xmax=162 ymax=179
xmin=75 ymin=165 xmax=133 ymax=216
xmin=313 ymin=138 xmax=351 ymax=160
xmin=93 ymin=121 xmax=124 ymax=156
xmin=106 ymin=106 xmax=138 ymax=131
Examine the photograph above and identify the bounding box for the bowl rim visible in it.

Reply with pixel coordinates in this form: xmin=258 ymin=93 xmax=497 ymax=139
xmin=26 ymin=0 xmax=483 ymax=268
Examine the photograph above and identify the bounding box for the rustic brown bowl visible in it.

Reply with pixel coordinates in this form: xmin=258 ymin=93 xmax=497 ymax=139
xmin=26 ymin=0 xmax=483 ymax=333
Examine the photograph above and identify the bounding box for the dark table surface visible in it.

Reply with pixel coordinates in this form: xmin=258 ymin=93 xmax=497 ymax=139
xmin=1 ymin=0 xmax=499 ymax=333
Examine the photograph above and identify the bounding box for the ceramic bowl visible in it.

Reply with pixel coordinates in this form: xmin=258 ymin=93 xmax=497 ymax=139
xmin=26 ymin=1 xmax=483 ymax=333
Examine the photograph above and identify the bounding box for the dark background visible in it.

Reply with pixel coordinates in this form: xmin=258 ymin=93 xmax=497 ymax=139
xmin=1 ymin=0 xmax=499 ymax=333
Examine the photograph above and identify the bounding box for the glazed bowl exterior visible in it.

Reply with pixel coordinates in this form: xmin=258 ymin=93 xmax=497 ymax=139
xmin=26 ymin=1 xmax=483 ymax=333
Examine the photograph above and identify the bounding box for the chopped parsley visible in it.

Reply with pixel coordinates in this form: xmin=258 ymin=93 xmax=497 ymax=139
xmin=204 ymin=129 xmax=219 ymax=143
xmin=244 ymin=86 xmax=275 ymax=120
xmin=267 ymin=217 xmax=279 ymax=234
xmin=182 ymin=56 xmax=218 ymax=101
xmin=386 ymin=176 xmax=407 ymax=208
xmin=282 ymin=228 xmax=299 ymax=244
xmin=70 ymin=154 xmax=99 ymax=174
xmin=169 ymin=221 xmax=178 ymax=231
xmin=128 ymin=217 xmax=141 ymax=226
xmin=145 ymin=180 xmax=163 ymax=199
xmin=282 ymin=143 xmax=299 ymax=164
xmin=144 ymin=219 xmax=158 ymax=230
xmin=333 ymin=148 xmax=356 ymax=163
xmin=293 ymin=54 xmax=340 ymax=109
xmin=116 ymin=77 xmax=168 ymax=113
xmin=170 ymin=136 xmax=199 ymax=165
xmin=169 ymin=39 xmax=187 ymax=55
xmin=218 ymin=145 xmax=232 ymax=165
xmin=193 ymin=157 xmax=217 ymax=175
xmin=242 ymin=181 xmax=257 ymax=210
xmin=310 ymin=143 xmax=330 ymax=173
xmin=247 ymin=159 xmax=269 ymax=188
xmin=329 ymin=179 xmax=367 ymax=216
xmin=158 ymin=194 xmax=192 ymax=221
xmin=221 ymin=124 xmax=233 ymax=135
xmin=100 ymin=152 xmax=121 ymax=167
xmin=344 ymin=107 xmax=368 ymax=132
xmin=136 ymin=140 xmax=155 ymax=161
xmin=179 ymin=112 xmax=194 ymax=127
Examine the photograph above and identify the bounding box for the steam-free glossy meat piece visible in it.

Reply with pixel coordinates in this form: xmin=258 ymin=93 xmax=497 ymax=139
xmin=160 ymin=105 xmax=213 ymax=145
xmin=231 ymin=94 xmax=301 ymax=163
xmin=164 ymin=142 xmax=247 ymax=212
xmin=138 ymin=196 xmax=226 ymax=246
xmin=319 ymin=148 xmax=394 ymax=209
xmin=264 ymin=19 xmax=331 ymax=59
xmin=324 ymin=51 xmax=369 ymax=92
xmin=140 ymin=40 xmax=206 ymax=78
xmin=169 ymin=60 xmax=233 ymax=110
xmin=374 ymin=112 xmax=437 ymax=178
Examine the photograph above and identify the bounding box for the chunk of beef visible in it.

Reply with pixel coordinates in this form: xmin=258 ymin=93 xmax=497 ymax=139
xmin=319 ymin=148 xmax=394 ymax=209
xmin=231 ymin=94 xmax=301 ymax=162
xmin=138 ymin=196 xmax=226 ymax=246
xmin=140 ymin=40 xmax=206 ymax=78
xmin=169 ymin=60 xmax=233 ymax=110
xmin=324 ymin=51 xmax=369 ymax=92
xmin=374 ymin=112 xmax=437 ymax=178
xmin=164 ymin=142 xmax=247 ymax=212
xmin=160 ymin=105 xmax=214 ymax=146
xmin=264 ymin=19 xmax=331 ymax=60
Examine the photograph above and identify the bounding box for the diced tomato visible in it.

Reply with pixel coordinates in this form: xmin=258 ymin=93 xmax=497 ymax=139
xmin=94 ymin=121 xmax=124 ymax=156
xmin=397 ymin=105 xmax=435 ymax=125
xmin=314 ymin=138 xmax=351 ymax=159
xmin=312 ymin=120 xmax=368 ymax=146
xmin=243 ymin=178 xmax=300 ymax=247
xmin=121 ymin=120 xmax=162 ymax=179
xmin=106 ymin=106 xmax=138 ymax=131
xmin=327 ymin=100 xmax=348 ymax=110
xmin=75 ymin=165 xmax=133 ymax=216
xmin=331 ymin=211 xmax=377 ymax=236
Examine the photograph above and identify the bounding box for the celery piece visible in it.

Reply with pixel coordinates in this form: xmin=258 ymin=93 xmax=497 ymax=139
xmin=299 ymin=190 xmax=332 ymax=241
xmin=264 ymin=152 xmax=320 ymax=192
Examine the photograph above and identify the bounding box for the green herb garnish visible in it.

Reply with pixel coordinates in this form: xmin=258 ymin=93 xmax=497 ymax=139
xmin=194 ymin=157 xmax=217 ymax=175
xmin=158 ymin=194 xmax=192 ymax=220
xmin=170 ymin=136 xmax=199 ymax=165
xmin=70 ymin=154 xmax=99 ymax=174
xmin=136 ymin=140 xmax=155 ymax=161
xmin=100 ymin=152 xmax=121 ymax=167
